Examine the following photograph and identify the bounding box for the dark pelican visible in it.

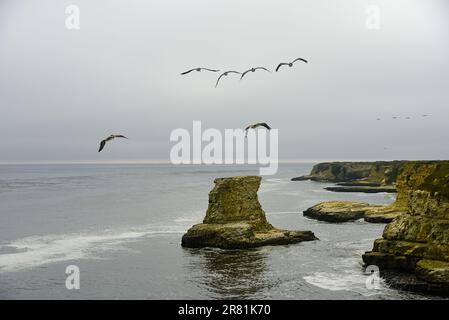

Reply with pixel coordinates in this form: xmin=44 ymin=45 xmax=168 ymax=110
xmin=98 ymin=135 xmax=128 ymax=152
xmin=244 ymin=122 xmax=271 ymax=138
xmin=275 ymin=58 xmax=308 ymax=72
xmin=181 ymin=67 xmax=220 ymax=75
xmin=240 ymin=67 xmax=270 ymax=80
xmin=215 ymin=71 xmax=242 ymax=88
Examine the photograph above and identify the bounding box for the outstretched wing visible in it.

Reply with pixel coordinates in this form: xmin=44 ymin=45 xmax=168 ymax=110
xmin=276 ymin=63 xmax=288 ymax=72
xmin=240 ymin=70 xmax=251 ymax=80
xmin=201 ymin=68 xmax=220 ymax=72
xmin=98 ymin=140 xmax=106 ymax=152
xmin=292 ymin=58 xmax=308 ymax=64
xmin=180 ymin=68 xmax=196 ymax=75
xmin=256 ymin=122 xmax=271 ymax=130
xmin=114 ymin=135 xmax=128 ymax=139
xmin=215 ymin=73 xmax=226 ymax=87
xmin=255 ymin=67 xmax=271 ymax=73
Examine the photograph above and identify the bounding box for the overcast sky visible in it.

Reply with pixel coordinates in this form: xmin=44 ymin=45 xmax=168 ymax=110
xmin=1 ymin=0 xmax=448 ymax=162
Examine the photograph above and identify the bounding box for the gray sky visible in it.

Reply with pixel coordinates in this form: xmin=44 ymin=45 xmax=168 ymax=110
xmin=1 ymin=0 xmax=448 ymax=162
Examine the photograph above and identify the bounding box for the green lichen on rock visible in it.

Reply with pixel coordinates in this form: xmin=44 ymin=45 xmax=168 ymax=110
xmin=292 ymin=161 xmax=408 ymax=185
xmin=362 ymin=162 xmax=449 ymax=294
xmin=182 ymin=176 xmax=317 ymax=249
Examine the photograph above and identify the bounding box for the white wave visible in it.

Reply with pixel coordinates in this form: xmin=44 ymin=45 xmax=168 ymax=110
xmin=0 ymin=224 xmax=184 ymax=273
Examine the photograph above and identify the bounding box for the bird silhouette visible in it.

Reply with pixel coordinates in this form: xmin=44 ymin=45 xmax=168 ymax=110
xmin=240 ymin=67 xmax=270 ymax=80
xmin=244 ymin=122 xmax=271 ymax=138
xmin=215 ymin=71 xmax=242 ymax=88
xmin=181 ymin=67 xmax=220 ymax=75
xmin=275 ymin=58 xmax=308 ymax=72
xmin=98 ymin=135 xmax=128 ymax=152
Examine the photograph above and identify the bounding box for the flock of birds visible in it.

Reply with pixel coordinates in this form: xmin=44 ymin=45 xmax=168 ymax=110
xmin=375 ymin=114 xmax=431 ymax=121
xmin=180 ymin=57 xmax=308 ymax=87
xmin=98 ymin=57 xmax=308 ymax=152
xmin=98 ymin=123 xmax=272 ymax=152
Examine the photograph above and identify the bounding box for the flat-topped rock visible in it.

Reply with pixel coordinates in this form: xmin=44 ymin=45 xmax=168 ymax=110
xmin=303 ymin=201 xmax=403 ymax=223
xmin=182 ymin=176 xmax=317 ymax=249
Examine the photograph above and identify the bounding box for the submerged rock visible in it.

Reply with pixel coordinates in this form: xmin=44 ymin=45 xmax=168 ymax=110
xmin=182 ymin=176 xmax=317 ymax=249
xmin=362 ymin=162 xmax=449 ymax=294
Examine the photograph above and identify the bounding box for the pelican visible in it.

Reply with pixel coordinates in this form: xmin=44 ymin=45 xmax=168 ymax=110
xmin=244 ymin=122 xmax=271 ymax=138
xmin=181 ymin=68 xmax=220 ymax=75
xmin=240 ymin=67 xmax=270 ymax=80
xmin=405 ymin=116 xmax=411 ymax=119
xmin=98 ymin=135 xmax=128 ymax=152
xmin=376 ymin=118 xmax=381 ymax=121
xmin=275 ymin=58 xmax=308 ymax=72
xmin=422 ymin=114 xmax=429 ymax=117
xmin=215 ymin=71 xmax=242 ymax=88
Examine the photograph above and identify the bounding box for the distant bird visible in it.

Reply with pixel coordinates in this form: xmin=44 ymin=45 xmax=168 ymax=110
xmin=392 ymin=116 xmax=398 ymax=119
xmin=215 ymin=71 xmax=242 ymax=87
xmin=376 ymin=118 xmax=381 ymax=121
xmin=240 ymin=67 xmax=270 ymax=80
xmin=422 ymin=114 xmax=429 ymax=117
xmin=181 ymin=67 xmax=220 ymax=75
xmin=98 ymin=135 xmax=128 ymax=152
xmin=244 ymin=122 xmax=271 ymax=138
xmin=275 ymin=58 xmax=308 ymax=72
xmin=405 ymin=116 xmax=411 ymax=119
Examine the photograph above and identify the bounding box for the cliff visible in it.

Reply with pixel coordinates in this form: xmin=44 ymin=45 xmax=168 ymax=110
xmin=182 ymin=176 xmax=317 ymax=249
xmin=292 ymin=161 xmax=407 ymax=186
xmin=362 ymin=162 xmax=449 ymax=294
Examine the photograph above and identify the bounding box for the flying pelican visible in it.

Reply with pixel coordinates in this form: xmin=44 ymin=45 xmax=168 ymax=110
xmin=98 ymin=135 xmax=128 ymax=152
xmin=405 ymin=116 xmax=411 ymax=119
xmin=215 ymin=71 xmax=242 ymax=88
xmin=422 ymin=114 xmax=430 ymax=117
xmin=376 ymin=118 xmax=381 ymax=121
xmin=244 ymin=122 xmax=271 ymax=138
xmin=181 ymin=68 xmax=220 ymax=75
xmin=275 ymin=58 xmax=308 ymax=72
xmin=240 ymin=67 xmax=270 ymax=80
xmin=392 ymin=116 xmax=398 ymax=119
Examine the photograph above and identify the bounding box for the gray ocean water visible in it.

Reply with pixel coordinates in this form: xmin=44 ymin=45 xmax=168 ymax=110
xmin=0 ymin=163 xmax=434 ymax=299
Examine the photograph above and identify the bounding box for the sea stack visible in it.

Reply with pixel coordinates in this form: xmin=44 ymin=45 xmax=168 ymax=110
xmin=182 ymin=176 xmax=317 ymax=249
xmin=363 ymin=162 xmax=449 ymax=294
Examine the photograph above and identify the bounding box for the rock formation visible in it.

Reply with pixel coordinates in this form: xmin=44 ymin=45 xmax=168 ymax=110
xmin=303 ymin=201 xmax=403 ymax=223
xmin=182 ymin=176 xmax=317 ymax=249
xmin=291 ymin=161 xmax=407 ymax=186
xmin=362 ymin=162 xmax=449 ymax=294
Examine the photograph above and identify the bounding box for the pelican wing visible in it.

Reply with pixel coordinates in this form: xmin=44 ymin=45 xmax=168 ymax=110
xmin=201 ymin=68 xmax=220 ymax=72
xmin=255 ymin=67 xmax=271 ymax=73
xmin=98 ymin=140 xmax=106 ymax=152
xmin=180 ymin=68 xmax=196 ymax=75
xmin=257 ymin=122 xmax=271 ymax=130
xmin=276 ymin=63 xmax=289 ymax=72
xmin=215 ymin=73 xmax=226 ymax=87
xmin=240 ymin=70 xmax=252 ymax=80
xmin=113 ymin=135 xmax=128 ymax=139
xmin=292 ymin=58 xmax=308 ymax=64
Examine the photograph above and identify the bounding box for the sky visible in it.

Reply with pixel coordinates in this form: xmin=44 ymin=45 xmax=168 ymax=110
xmin=1 ymin=0 xmax=448 ymax=163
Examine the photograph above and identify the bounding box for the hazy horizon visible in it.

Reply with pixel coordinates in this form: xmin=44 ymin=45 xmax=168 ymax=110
xmin=1 ymin=0 xmax=449 ymax=162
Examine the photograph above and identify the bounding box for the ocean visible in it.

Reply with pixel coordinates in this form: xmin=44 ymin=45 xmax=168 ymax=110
xmin=0 ymin=163 xmax=434 ymax=299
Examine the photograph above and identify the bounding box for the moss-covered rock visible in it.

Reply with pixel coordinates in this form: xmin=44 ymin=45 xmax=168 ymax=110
xmin=182 ymin=176 xmax=317 ymax=249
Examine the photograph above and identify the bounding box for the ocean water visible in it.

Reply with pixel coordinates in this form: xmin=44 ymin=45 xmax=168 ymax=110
xmin=0 ymin=163 xmax=434 ymax=299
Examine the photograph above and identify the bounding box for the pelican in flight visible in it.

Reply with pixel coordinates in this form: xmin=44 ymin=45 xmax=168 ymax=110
xmin=215 ymin=71 xmax=242 ymax=87
xmin=98 ymin=135 xmax=128 ymax=152
xmin=244 ymin=122 xmax=271 ymax=138
xmin=275 ymin=58 xmax=308 ymax=72
xmin=181 ymin=68 xmax=220 ymax=75
xmin=240 ymin=67 xmax=270 ymax=80
xmin=405 ymin=116 xmax=411 ymax=119
xmin=422 ymin=114 xmax=430 ymax=117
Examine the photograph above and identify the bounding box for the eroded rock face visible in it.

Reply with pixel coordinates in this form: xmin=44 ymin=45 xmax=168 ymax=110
xmin=291 ymin=161 xmax=407 ymax=185
xmin=362 ymin=162 xmax=449 ymax=294
xmin=182 ymin=176 xmax=317 ymax=249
